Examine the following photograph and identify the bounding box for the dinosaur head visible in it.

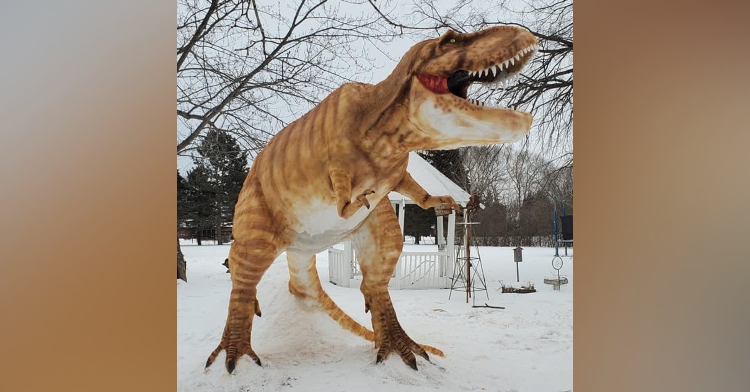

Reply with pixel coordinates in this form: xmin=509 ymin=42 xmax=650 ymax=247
xmin=397 ymin=26 xmax=539 ymax=149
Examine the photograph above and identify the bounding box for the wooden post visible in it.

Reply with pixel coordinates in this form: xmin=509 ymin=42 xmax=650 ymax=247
xmin=343 ymin=241 xmax=353 ymax=287
xmin=436 ymin=215 xmax=445 ymax=247
xmin=398 ymin=199 xmax=405 ymax=236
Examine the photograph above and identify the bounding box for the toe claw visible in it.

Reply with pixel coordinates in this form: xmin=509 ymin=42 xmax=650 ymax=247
xmin=406 ymin=357 xmax=418 ymax=370
xmin=226 ymin=359 xmax=236 ymax=374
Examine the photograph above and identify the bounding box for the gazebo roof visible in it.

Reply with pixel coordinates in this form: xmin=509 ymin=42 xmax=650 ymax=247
xmin=388 ymin=152 xmax=471 ymax=205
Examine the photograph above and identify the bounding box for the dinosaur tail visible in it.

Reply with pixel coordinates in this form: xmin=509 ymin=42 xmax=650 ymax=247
xmin=311 ymin=280 xmax=445 ymax=357
xmin=307 ymin=279 xmax=374 ymax=341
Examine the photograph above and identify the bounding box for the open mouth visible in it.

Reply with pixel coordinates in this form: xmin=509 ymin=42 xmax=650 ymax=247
xmin=417 ymin=43 xmax=539 ymax=107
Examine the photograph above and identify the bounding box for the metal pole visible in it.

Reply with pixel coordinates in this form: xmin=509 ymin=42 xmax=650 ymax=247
xmin=465 ymin=213 xmax=471 ymax=303
xmin=553 ymin=196 xmax=559 ymax=257
xmin=562 ymin=200 xmax=568 ymax=256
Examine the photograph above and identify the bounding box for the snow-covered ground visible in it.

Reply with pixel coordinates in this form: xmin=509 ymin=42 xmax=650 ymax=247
xmin=178 ymin=240 xmax=573 ymax=392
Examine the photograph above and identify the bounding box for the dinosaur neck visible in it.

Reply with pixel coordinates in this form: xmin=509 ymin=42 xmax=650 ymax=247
xmin=351 ymin=43 xmax=434 ymax=162
xmin=355 ymin=88 xmax=434 ymax=167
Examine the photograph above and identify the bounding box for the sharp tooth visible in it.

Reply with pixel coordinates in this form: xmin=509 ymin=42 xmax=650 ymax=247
xmin=490 ymin=66 xmax=497 ymax=77
xmin=468 ymin=70 xmax=475 ymax=77
xmin=510 ymin=57 xmax=515 ymax=66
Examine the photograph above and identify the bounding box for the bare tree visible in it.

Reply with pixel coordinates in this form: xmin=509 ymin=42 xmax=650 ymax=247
xmin=539 ymin=163 xmax=573 ymax=211
xmin=459 ymin=145 xmax=506 ymax=198
xmin=498 ymin=145 xmax=550 ymax=221
xmin=178 ymin=0 xmax=405 ymax=157
xmin=364 ymin=1 xmax=574 ymax=242
xmin=368 ymin=0 xmax=573 ymax=156
xmin=176 ymin=0 xmax=409 ymax=280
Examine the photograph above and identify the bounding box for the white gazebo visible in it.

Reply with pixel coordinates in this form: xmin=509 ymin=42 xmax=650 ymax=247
xmin=328 ymin=152 xmax=471 ymax=290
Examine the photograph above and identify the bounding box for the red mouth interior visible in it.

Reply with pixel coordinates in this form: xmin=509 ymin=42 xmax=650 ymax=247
xmin=417 ymin=74 xmax=449 ymax=94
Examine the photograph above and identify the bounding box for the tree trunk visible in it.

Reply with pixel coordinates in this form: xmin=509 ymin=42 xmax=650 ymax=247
xmin=177 ymin=237 xmax=187 ymax=282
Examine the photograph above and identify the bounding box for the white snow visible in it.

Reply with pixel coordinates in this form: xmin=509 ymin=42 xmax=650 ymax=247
xmin=178 ymin=240 xmax=573 ymax=392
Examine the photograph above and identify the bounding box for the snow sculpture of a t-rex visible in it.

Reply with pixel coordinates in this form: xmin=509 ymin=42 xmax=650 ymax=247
xmin=205 ymin=25 xmax=538 ymax=373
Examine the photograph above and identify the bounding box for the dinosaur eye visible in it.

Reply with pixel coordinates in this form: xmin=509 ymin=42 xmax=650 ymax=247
xmin=450 ymin=38 xmax=456 ymax=43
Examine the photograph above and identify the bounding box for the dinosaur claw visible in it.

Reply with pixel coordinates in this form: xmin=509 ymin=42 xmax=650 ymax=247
xmin=254 ymin=357 xmax=262 ymax=366
xmin=356 ymin=190 xmax=374 ymax=209
xmin=226 ymin=359 xmax=236 ymax=374
xmin=406 ymin=357 xmax=418 ymax=370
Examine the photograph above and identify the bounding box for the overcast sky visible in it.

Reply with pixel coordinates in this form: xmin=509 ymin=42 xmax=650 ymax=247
xmin=177 ymin=0 xmax=570 ymax=175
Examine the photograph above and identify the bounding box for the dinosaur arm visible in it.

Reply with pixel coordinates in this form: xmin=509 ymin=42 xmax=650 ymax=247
xmin=329 ymin=164 xmax=375 ymax=219
xmin=393 ymin=172 xmax=461 ymax=212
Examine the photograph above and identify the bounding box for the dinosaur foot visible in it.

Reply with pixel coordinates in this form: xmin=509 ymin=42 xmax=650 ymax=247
xmin=366 ymin=292 xmax=443 ymax=370
xmin=205 ymin=310 xmax=262 ymax=374
xmin=429 ymin=195 xmax=462 ymax=212
xmin=205 ymin=334 xmax=262 ymax=374
xmin=356 ymin=189 xmax=376 ymax=209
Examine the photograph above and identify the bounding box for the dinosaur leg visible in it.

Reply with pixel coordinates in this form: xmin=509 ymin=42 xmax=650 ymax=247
xmin=286 ymin=251 xmax=318 ymax=299
xmin=351 ymin=198 xmax=443 ymax=370
xmin=205 ymin=183 xmax=284 ymax=374
xmin=287 ymin=251 xmax=376 ymax=340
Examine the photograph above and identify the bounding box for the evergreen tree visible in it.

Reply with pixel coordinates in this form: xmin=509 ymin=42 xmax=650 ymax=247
xmin=196 ymin=129 xmax=249 ymax=244
xmin=403 ymin=204 xmax=435 ymax=244
xmin=177 ymin=170 xmax=190 ymax=228
xmin=403 ymin=149 xmax=470 ymax=245
xmin=184 ymin=165 xmax=216 ymax=245
xmin=519 ymin=190 xmax=554 ymax=244
xmin=472 ymin=194 xmax=510 ymax=246
xmin=180 ymin=129 xmax=249 ymax=245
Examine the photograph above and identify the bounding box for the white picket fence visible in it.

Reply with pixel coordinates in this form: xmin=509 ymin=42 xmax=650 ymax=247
xmin=328 ymin=245 xmax=452 ymax=290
